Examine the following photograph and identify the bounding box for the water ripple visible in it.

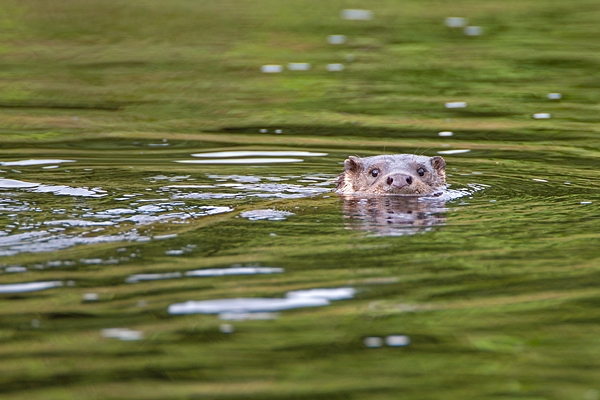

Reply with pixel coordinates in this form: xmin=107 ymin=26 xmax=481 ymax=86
xmin=0 ymin=178 xmax=105 ymax=197
xmin=0 ymin=280 xmax=63 ymax=294
xmin=168 ymin=287 xmax=355 ymax=315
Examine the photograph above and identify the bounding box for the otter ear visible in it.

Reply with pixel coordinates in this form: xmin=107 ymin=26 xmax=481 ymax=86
xmin=430 ymin=156 xmax=446 ymax=172
xmin=344 ymin=156 xmax=364 ymax=172
xmin=431 ymin=156 xmax=446 ymax=184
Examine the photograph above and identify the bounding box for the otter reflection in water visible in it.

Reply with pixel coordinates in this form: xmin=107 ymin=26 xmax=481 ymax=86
xmin=340 ymin=195 xmax=447 ymax=237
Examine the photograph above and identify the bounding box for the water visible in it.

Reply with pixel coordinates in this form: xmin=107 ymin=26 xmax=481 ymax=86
xmin=1 ymin=128 xmax=600 ymax=398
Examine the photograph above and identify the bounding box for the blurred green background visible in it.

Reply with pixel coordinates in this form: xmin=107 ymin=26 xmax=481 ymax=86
xmin=1 ymin=0 xmax=599 ymax=139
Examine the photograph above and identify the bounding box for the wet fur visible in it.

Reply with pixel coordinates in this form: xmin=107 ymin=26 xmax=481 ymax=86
xmin=335 ymin=154 xmax=446 ymax=196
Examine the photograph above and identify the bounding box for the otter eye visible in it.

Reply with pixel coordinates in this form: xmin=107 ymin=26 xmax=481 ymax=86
xmin=370 ymin=168 xmax=380 ymax=178
xmin=417 ymin=167 xmax=425 ymax=177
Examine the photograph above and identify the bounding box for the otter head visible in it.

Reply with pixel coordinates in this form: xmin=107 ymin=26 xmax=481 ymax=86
xmin=336 ymin=154 xmax=446 ymax=196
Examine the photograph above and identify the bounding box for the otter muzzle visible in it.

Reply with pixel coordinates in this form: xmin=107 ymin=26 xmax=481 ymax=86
xmin=384 ymin=173 xmax=414 ymax=191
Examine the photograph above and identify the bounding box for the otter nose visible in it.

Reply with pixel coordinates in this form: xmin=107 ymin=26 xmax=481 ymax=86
xmin=386 ymin=174 xmax=413 ymax=188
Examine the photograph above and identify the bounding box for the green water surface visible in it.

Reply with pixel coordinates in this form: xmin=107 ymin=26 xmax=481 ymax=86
xmin=0 ymin=128 xmax=599 ymax=400
xmin=1 ymin=0 xmax=600 ymax=399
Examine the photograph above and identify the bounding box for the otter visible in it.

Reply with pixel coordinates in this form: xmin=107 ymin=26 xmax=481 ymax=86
xmin=335 ymin=154 xmax=446 ymax=196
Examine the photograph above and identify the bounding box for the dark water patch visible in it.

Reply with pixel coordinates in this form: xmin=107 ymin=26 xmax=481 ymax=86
xmin=563 ymin=116 xmax=600 ymax=123
xmin=0 ymin=349 xmax=162 ymax=360
xmin=110 ymin=284 xmax=217 ymax=302
xmin=174 ymin=327 xmax=236 ymax=343
xmin=70 ymin=61 xmax=149 ymax=69
xmin=0 ymin=364 xmax=220 ymax=394
xmin=517 ymin=57 xmax=599 ymax=70
xmin=0 ymin=100 xmax=125 ymax=111
xmin=0 ymin=371 xmax=87 ymax=394
xmin=0 ymin=313 xmax=81 ymax=329
xmin=0 ymin=293 xmax=56 ymax=301
xmin=189 ymin=387 xmax=395 ymax=400
xmin=45 ymin=312 xmax=97 ymax=320
xmin=0 ymin=311 xmax=163 ymax=336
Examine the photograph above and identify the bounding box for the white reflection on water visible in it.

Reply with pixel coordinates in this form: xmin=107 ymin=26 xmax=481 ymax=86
xmin=240 ymin=209 xmax=294 ymax=221
xmin=44 ymin=220 xmax=114 ymax=227
xmin=385 ymin=335 xmax=410 ymax=346
xmin=0 ymin=168 xmax=332 ymax=257
xmin=125 ymin=272 xmax=182 ymax=283
xmin=220 ymin=312 xmax=279 ymax=321
xmin=364 ymin=337 xmax=384 ymax=348
xmin=0 ymin=178 xmax=105 ymax=197
xmin=169 ymin=297 xmax=329 ymax=315
xmin=286 ymin=287 xmax=356 ymax=300
xmin=125 ymin=266 xmax=282 ymax=283
xmin=0 ymin=179 xmax=38 ymax=188
xmin=191 ymin=151 xmax=327 ymax=158
xmin=167 ymin=287 xmax=355 ymax=315
xmin=185 ymin=266 xmax=283 ymax=277
xmin=261 ymin=65 xmax=283 ymax=73
xmin=444 ymin=101 xmax=467 ymax=108
xmin=0 ymin=230 xmax=150 ymax=256
xmin=101 ymin=328 xmax=144 ymax=341
xmin=145 ymin=175 xmax=190 ymax=182
xmin=437 ymin=149 xmax=470 ymax=155
xmin=341 ymin=9 xmax=373 ymax=20
xmin=364 ymin=335 xmax=411 ymax=347
xmin=288 ymin=63 xmax=311 ymax=71
xmin=83 ymin=293 xmax=99 ymax=301
xmin=445 ymin=17 xmax=466 ymax=28
xmin=154 ymin=233 xmax=178 ymax=240
xmin=5 ymin=265 xmax=27 ymax=273
xmin=34 ymin=185 xmax=103 ymax=197
xmin=0 ymin=204 xmax=232 ymax=255
xmin=209 ymin=174 xmax=263 ymax=183
xmin=171 ymin=173 xmax=334 ymax=200
xmin=326 ymin=64 xmax=344 ymax=72
xmin=464 ymin=26 xmax=483 ymax=36
xmin=170 ymin=193 xmax=239 ymax=200
xmin=0 ymin=280 xmax=62 ymax=294
xmin=86 ymin=205 xmax=233 ymax=225
xmin=176 ymin=158 xmax=304 ymax=164
xmin=0 ymin=159 xmax=75 ymax=167
xmin=533 ymin=113 xmax=551 ymax=119
xmin=327 ymin=35 xmax=346 ymax=44
xmin=173 ymin=182 xmax=330 ymax=200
